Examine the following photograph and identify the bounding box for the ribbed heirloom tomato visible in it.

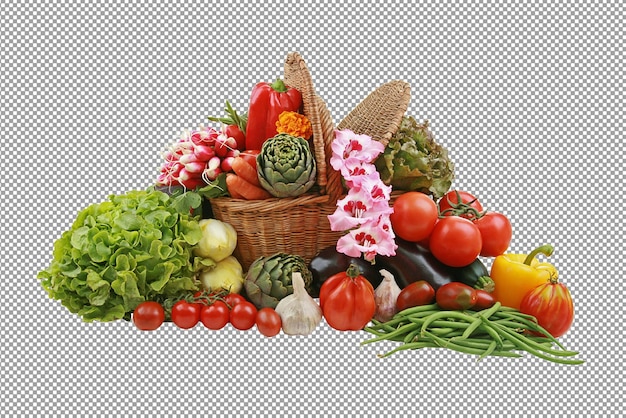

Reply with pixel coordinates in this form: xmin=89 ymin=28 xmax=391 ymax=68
xmin=319 ymin=264 xmax=376 ymax=331
xmin=520 ymin=278 xmax=575 ymax=338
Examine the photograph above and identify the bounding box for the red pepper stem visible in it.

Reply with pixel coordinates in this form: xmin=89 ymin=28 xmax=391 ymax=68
xmin=346 ymin=263 xmax=361 ymax=279
xmin=522 ymin=244 xmax=554 ymax=266
xmin=270 ymin=78 xmax=288 ymax=93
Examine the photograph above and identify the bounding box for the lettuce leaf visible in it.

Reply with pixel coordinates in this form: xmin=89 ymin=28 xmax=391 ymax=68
xmin=37 ymin=189 xmax=215 ymax=322
xmin=375 ymin=117 xmax=455 ymax=199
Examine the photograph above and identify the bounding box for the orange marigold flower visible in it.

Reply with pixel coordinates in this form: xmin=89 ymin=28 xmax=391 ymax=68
xmin=275 ymin=111 xmax=313 ymax=139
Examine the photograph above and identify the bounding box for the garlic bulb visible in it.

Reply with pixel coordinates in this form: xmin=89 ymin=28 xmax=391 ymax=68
xmin=275 ymin=272 xmax=322 ymax=335
xmin=374 ymin=269 xmax=402 ymax=322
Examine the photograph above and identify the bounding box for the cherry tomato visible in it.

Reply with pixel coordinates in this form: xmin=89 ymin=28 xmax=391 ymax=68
xmin=223 ymin=293 xmax=246 ymax=309
xmin=132 ymin=301 xmax=165 ymax=331
xmin=230 ymin=301 xmax=258 ymax=330
xmin=429 ymin=216 xmax=482 ymax=267
xmin=239 ymin=149 xmax=260 ymax=168
xmin=436 ymin=282 xmax=478 ymax=310
xmin=171 ymin=300 xmax=201 ymax=329
xmin=472 ymin=289 xmax=497 ymax=310
xmin=390 ymin=192 xmax=439 ymax=242
xmin=520 ymin=280 xmax=574 ymax=338
xmin=395 ymin=281 xmax=436 ymax=311
xmin=200 ymin=301 xmax=230 ymax=330
xmin=474 ymin=212 xmax=512 ymax=257
xmin=255 ymin=307 xmax=282 ymax=337
xmin=225 ymin=125 xmax=246 ymax=150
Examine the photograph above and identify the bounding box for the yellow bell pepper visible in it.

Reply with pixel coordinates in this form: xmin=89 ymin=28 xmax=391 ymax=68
xmin=490 ymin=244 xmax=558 ymax=310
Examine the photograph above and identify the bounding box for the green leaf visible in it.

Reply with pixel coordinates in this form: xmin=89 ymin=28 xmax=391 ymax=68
xmin=171 ymin=191 xmax=202 ymax=214
xmin=35 ymin=189 xmax=204 ymax=322
xmin=196 ymin=173 xmax=228 ymax=198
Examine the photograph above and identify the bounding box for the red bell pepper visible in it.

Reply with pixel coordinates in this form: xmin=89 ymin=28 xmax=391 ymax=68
xmin=245 ymin=79 xmax=302 ymax=150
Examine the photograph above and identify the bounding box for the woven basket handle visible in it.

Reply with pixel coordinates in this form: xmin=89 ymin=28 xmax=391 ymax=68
xmin=337 ymin=80 xmax=411 ymax=148
xmin=283 ymin=52 xmax=344 ymax=201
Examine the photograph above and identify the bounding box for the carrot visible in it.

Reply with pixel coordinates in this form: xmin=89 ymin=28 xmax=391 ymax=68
xmin=231 ymin=156 xmax=261 ymax=186
xmin=226 ymin=173 xmax=272 ymax=200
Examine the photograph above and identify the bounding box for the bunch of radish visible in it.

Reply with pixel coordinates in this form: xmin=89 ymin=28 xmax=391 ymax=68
xmin=156 ymin=126 xmax=240 ymax=189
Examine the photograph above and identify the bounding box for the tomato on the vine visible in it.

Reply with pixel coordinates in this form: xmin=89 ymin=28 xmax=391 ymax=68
xmin=429 ymin=216 xmax=482 ymax=267
xmin=255 ymin=307 xmax=282 ymax=337
xmin=230 ymin=301 xmax=258 ymax=330
xmin=390 ymin=191 xmax=438 ymax=242
xmin=438 ymin=190 xmax=483 ymax=218
xmin=133 ymin=301 xmax=165 ymax=331
xmin=171 ymin=300 xmax=201 ymax=329
xmin=473 ymin=212 xmax=512 ymax=257
xmin=223 ymin=293 xmax=246 ymax=309
xmin=200 ymin=301 xmax=230 ymax=330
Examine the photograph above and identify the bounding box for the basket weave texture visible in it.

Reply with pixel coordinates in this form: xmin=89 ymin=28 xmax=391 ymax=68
xmin=209 ymin=52 xmax=410 ymax=269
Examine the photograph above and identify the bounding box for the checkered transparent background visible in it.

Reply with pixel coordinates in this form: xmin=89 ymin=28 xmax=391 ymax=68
xmin=1 ymin=0 xmax=624 ymax=416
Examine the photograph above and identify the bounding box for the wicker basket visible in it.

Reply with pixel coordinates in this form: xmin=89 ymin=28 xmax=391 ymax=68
xmin=209 ymin=52 xmax=411 ymax=269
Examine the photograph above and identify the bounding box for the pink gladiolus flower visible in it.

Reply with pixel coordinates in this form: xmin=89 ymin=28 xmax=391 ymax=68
xmin=328 ymin=129 xmax=397 ymax=261
xmin=330 ymin=129 xmax=385 ymax=171
xmin=336 ymin=223 xmax=397 ymax=262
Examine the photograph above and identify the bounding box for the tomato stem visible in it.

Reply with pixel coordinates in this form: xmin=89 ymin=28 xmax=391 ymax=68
xmin=346 ymin=263 xmax=361 ymax=279
xmin=522 ymin=244 xmax=554 ymax=266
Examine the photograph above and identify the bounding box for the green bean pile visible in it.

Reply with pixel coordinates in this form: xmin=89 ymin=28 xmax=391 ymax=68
xmin=361 ymin=302 xmax=584 ymax=364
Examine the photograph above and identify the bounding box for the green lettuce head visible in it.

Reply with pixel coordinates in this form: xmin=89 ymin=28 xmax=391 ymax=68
xmin=37 ymin=189 xmax=214 ymax=322
xmin=375 ymin=117 xmax=455 ymax=199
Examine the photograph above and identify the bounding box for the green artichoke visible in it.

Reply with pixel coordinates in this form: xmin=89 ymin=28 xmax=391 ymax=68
xmin=375 ymin=117 xmax=455 ymax=199
xmin=243 ymin=253 xmax=314 ymax=309
xmin=256 ymin=134 xmax=317 ymax=198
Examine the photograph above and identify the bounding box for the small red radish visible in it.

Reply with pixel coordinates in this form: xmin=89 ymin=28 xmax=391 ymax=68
xmin=221 ymin=156 xmax=235 ymax=172
xmin=215 ymin=135 xmax=237 ymax=158
xmin=203 ymin=156 xmax=223 ymax=181
xmin=184 ymin=161 xmax=207 ymax=174
xmin=193 ymin=144 xmax=215 ymax=161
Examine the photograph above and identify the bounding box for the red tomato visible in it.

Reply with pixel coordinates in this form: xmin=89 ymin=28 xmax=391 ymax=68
xmin=429 ymin=217 xmax=482 ymax=267
xmin=132 ymin=301 xmax=165 ymax=331
xmin=436 ymin=282 xmax=478 ymax=310
xmin=223 ymin=293 xmax=246 ymax=309
xmin=255 ymin=307 xmax=282 ymax=337
xmin=474 ymin=212 xmax=512 ymax=257
xmin=438 ymin=190 xmax=483 ymax=218
xmin=390 ymin=192 xmax=439 ymax=242
xmin=225 ymin=125 xmax=246 ymax=150
xmin=472 ymin=289 xmax=497 ymax=310
xmin=520 ymin=280 xmax=574 ymax=338
xmin=319 ymin=266 xmax=376 ymax=331
xmin=171 ymin=300 xmax=201 ymax=329
xmin=395 ymin=281 xmax=436 ymax=311
xmin=230 ymin=301 xmax=258 ymax=330
xmin=239 ymin=150 xmax=260 ymax=169
xmin=200 ymin=301 xmax=230 ymax=330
